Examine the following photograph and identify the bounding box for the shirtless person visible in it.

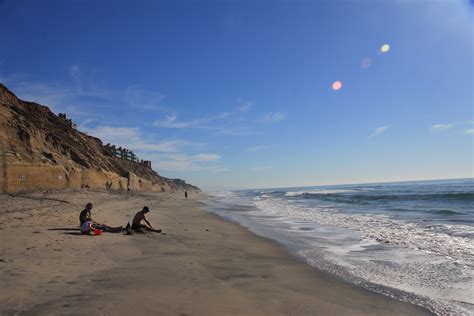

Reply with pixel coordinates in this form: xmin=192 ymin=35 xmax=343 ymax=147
xmin=79 ymin=202 xmax=122 ymax=233
xmin=130 ymin=206 xmax=162 ymax=233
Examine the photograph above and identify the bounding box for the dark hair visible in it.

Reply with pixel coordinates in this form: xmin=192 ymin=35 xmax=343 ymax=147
xmin=86 ymin=202 xmax=93 ymax=209
xmin=142 ymin=206 xmax=150 ymax=213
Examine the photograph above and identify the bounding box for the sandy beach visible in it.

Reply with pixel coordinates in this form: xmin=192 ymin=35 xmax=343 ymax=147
xmin=0 ymin=190 xmax=431 ymax=315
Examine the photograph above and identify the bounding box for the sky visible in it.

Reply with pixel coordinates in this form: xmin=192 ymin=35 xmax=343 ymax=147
xmin=1 ymin=0 xmax=473 ymax=190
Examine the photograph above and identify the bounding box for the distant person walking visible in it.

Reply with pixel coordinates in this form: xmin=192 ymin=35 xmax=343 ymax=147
xmin=129 ymin=206 xmax=162 ymax=233
xmin=185 ymin=191 xmax=188 ymax=199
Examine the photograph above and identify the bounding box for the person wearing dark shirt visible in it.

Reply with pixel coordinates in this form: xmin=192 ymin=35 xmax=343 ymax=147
xmin=79 ymin=202 xmax=93 ymax=225
xmin=79 ymin=202 xmax=122 ymax=233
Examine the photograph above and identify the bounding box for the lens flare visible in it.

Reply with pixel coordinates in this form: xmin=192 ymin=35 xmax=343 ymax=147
xmin=332 ymin=81 xmax=342 ymax=91
xmin=381 ymin=44 xmax=390 ymax=53
xmin=360 ymin=57 xmax=372 ymax=69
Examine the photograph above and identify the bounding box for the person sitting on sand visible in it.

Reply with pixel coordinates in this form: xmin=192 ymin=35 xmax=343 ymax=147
xmin=129 ymin=206 xmax=161 ymax=233
xmin=79 ymin=202 xmax=122 ymax=233
xmin=80 ymin=221 xmax=96 ymax=235
xmin=79 ymin=202 xmax=94 ymax=225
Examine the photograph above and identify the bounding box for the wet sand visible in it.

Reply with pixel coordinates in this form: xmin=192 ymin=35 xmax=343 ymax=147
xmin=0 ymin=190 xmax=431 ymax=315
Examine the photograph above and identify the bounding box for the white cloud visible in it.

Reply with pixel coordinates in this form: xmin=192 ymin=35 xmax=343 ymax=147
xmin=465 ymin=129 xmax=474 ymax=135
xmin=145 ymin=153 xmax=225 ymax=172
xmin=81 ymin=125 xmax=186 ymax=153
xmin=78 ymin=123 xmax=225 ymax=172
xmin=262 ymin=112 xmax=286 ymax=123
xmin=431 ymin=123 xmax=454 ymax=130
xmin=369 ymin=125 xmax=391 ymax=137
xmin=153 ymin=113 xmax=229 ymax=129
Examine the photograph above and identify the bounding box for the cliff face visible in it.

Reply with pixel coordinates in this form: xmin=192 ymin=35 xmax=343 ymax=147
xmin=0 ymin=83 xmax=199 ymax=193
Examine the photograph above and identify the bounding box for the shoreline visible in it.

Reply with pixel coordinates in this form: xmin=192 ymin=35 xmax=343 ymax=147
xmin=0 ymin=190 xmax=431 ymax=315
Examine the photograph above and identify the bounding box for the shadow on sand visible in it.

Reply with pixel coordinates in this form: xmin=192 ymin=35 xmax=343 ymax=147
xmin=62 ymin=232 xmax=83 ymax=236
xmin=47 ymin=228 xmax=80 ymax=231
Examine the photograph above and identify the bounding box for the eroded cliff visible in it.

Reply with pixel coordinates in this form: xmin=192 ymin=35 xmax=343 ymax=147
xmin=0 ymin=83 xmax=199 ymax=193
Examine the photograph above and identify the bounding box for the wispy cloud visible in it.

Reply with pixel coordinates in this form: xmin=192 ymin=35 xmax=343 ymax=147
xmin=215 ymin=126 xmax=257 ymax=136
xmin=80 ymin=124 xmax=227 ymax=172
xmin=262 ymin=112 xmax=286 ymax=123
xmin=146 ymin=153 xmax=227 ymax=172
xmin=67 ymin=64 xmax=100 ymax=95
xmin=125 ymin=84 xmax=168 ymax=111
xmin=246 ymin=144 xmax=277 ymax=152
xmin=1 ymin=66 xmax=111 ymax=118
xmin=1 ymin=67 xmax=230 ymax=174
xmin=80 ymin=124 xmax=189 ymax=153
xmin=431 ymin=123 xmax=454 ymax=131
xmin=369 ymin=125 xmax=391 ymax=137
xmin=2 ymin=68 xmax=260 ymax=137
xmin=1 ymin=65 xmax=170 ymax=119
xmin=238 ymin=100 xmax=254 ymax=112
xmin=190 ymin=153 xmax=221 ymax=162
xmin=69 ymin=65 xmax=81 ymax=83
xmin=153 ymin=113 xmax=229 ymax=129
xmin=465 ymin=129 xmax=474 ymax=135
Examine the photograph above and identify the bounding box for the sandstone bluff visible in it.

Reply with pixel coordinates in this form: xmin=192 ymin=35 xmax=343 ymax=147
xmin=0 ymin=83 xmax=199 ymax=193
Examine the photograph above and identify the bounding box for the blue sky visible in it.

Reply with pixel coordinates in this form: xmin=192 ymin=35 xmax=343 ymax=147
xmin=1 ymin=0 xmax=473 ymax=190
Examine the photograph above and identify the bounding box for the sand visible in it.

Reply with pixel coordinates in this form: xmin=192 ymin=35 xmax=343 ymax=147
xmin=0 ymin=189 xmax=431 ymax=315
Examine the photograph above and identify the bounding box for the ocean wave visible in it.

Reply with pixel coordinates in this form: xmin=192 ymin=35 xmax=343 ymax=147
xmin=431 ymin=209 xmax=466 ymax=216
xmin=285 ymin=189 xmax=355 ymax=197
xmin=285 ymin=191 xmax=474 ymax=204
xmin=258 ymin=190 xmax=280 ymax=194
xmin=208 ymin=191 xmax=235 ymax=198
xmin=253 ymin=198 xmax=474 ymax=268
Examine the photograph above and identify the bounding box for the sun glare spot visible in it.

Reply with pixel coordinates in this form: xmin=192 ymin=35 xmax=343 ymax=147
xmin=380 ymin=44 xmax=390 ymax=53
xmin=332 ymin=81 xmax=342 ymax=91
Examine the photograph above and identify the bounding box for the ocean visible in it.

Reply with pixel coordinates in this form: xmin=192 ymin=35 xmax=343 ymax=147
xmin=206 ymin=178 xmax=474 ymax=315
